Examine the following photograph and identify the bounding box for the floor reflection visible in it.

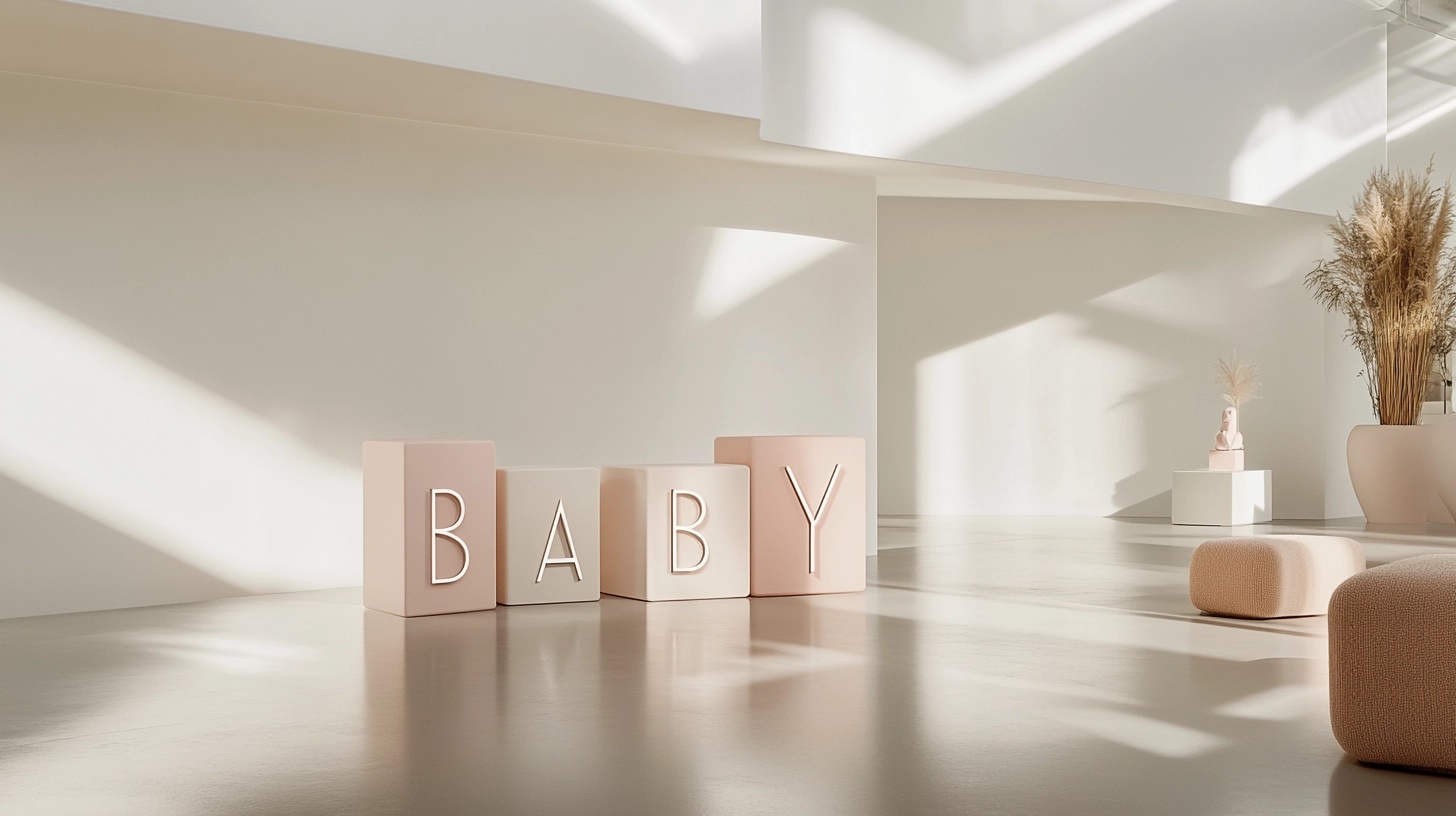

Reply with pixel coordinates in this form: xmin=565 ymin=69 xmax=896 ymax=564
xmin=2 ymin=519 xmax=1455 ymax=814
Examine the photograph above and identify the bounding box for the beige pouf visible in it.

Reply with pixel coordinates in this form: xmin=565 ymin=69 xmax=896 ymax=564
xmin=1188 ymin=535 xmax=1365 ymax=619
xmin=1330 ymin=555 xmax=1456 ymax=774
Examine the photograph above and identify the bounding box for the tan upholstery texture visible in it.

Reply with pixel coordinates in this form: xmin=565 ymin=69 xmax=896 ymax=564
xmin=1188 ymin=536 xmax=1365 ymax=619
xmin=1329 ymin=555 xmax=1456 ymax=774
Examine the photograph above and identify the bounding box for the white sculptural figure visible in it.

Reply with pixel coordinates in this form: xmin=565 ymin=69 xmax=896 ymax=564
xmin=1214 ymin=406 xmax=1244 ymax=451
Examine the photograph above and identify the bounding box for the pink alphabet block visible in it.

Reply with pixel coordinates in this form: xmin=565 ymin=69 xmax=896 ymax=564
xmin=715 ymin=436 xmax=866 ymax=596
xmin=363 ymin=440 xmax=496 ymax=617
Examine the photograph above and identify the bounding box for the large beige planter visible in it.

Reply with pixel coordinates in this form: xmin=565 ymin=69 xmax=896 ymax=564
xmin=1426 ymin=416 xmax=1456 ymax=521
xmin=1347 ymin=425 xmax=1432 ymax=523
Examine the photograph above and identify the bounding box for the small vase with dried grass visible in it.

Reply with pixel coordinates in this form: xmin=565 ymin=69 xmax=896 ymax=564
xmin=1213 ymin=355 xmax=1259 ymax=447
xmin=1206 ymin=355 xmax=1259 ymax=471
xmin=1306 ymin=163 xmax=1456 ymax=522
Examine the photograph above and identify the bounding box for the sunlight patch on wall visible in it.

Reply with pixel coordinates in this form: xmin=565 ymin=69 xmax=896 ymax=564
xmin=1388 ymin=33 xmax=1456 ymax=141
xmin=806 ymin=0 xmax=1177 ymax=156
xmin=1229 ymin=72 xmax=1386 ymax=205
xmin=590 ymin=0 xmax=758 ymax=62
xmin=0 ymin=281 xmax=360 ymax=592
xmin=915 ymin=312 xmax=1162 ymax=516
xmin=693 ymin=227 xmax=847 ymax=319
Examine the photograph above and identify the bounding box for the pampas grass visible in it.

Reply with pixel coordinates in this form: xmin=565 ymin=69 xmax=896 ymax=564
xmin=1305 ymin=163 xmax=1456 ymax=425
xmin=1216 ymin=355 xmax=1260 ymax=409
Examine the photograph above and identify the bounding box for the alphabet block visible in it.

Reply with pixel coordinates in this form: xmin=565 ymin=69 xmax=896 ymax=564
xmin=363 ymin=440 xmax=496 ymax=617
xmin=714 ymin=436 xmax=866 ymax=596
xmin=496 ymin=467 xmax=600 ymax=606
xmin=599 ymin=464 xmax=750 ymax=601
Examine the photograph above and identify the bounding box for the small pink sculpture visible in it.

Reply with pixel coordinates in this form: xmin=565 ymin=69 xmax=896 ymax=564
xmin=1214 ymin=406 xmax=1244 ymax=451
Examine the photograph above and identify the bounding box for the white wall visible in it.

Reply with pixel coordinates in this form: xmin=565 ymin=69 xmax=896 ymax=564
xmin=763 ymin=0 xmax=1387 ymax=215
xmin=62 ymin=0 xmax=762 ymax=118
xmin=0 ymin=72 xmax=877 ymax=619
xmin=1389 ymin=24 xmax=1456 ymax=177
xmin=879 ymin=197 xmax=1365 ymax=519
xmin=1324 ymin=311 xmax=1373 ymax=520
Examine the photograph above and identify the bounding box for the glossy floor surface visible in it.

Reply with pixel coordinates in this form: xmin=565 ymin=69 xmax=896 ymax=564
xmin=3 ymin=517 xmax=1456 ymax=815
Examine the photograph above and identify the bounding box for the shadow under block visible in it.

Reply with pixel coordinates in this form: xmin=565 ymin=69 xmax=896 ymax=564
xmin=1172 ymin=469 xmax=1272 ymax=526
xmin=599 ymin=464 xmax=750 ymax=601
xmin=496 ymin=467 xmax=600 ymax=606
xmin=363 ymin=440 xmax=497 ymax=617
xmin=714 ymin=435 xmax=866 ymax=596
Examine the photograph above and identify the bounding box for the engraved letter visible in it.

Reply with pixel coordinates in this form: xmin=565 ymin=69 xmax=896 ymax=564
xmin=786 ymin=464 xmax=841 ymax=573
xmin=431 ymin=488 xmax=470 ymax=584
xmin=670 ymin=489 xmax=709 ymax=573
xmin=536 ymin=499 xmax=584 ymax=583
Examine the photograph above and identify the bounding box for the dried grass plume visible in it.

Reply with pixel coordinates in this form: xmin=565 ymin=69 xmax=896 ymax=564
xmin=1305 ymin=163 xmax=1456 ymax=425
xmin=1216 ymin=355 xmax=1260 ymax=410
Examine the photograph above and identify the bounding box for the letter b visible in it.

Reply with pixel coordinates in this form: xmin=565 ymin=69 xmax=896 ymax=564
xmin=670 ymin=489 xmax=709 ymax=573
xmin=431 ymin=488 xmax=470 ymax=584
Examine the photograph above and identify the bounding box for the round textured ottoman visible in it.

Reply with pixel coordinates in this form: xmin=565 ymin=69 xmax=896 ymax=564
xmin=1188 ymin=535 xmax=1365 ymax=619
xmin=1330 ymin=555 xmax=1456 ymax=775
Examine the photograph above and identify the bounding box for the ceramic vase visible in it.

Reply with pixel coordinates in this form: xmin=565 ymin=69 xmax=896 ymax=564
xmin=1424 ymin=416 xmax=1456 ymax=522
xmin=1347 ymin=425 xmax=1432 ymax=524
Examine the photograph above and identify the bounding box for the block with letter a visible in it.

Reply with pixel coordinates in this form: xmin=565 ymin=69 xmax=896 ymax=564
xmin=496 ymin=467 xmax=600 ymax=605
xmin=362 ymin=440 xmax=497 ymax=616
xmin=715 ymin=436 xmax=866 ymax=596
xmin=599 ymin=464 xmax=749 ymax=601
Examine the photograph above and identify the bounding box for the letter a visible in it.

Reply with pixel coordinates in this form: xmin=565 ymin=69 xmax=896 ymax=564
xmin=670 ymin=489 xmax=710 ymax=573
xmin=431 ymin=488 xmax=470 ymax=584
xmin=785 ymin=464 xmax=841 ymax=573
xmin=536 ymin=500 xmax=584 ymax=583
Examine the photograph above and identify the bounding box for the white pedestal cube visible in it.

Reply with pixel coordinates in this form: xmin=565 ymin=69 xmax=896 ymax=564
xmin=1173 ymin=469 xmax=1273 ymax=526
xmin=600 ymin=464 xmax=750 ymax=601
xmin=496 ymin=467 xmax=600 ymax=606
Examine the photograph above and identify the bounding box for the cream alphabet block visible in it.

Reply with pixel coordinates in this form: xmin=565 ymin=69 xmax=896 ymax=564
xmin=600 ymin=464 xmax=749 ymax=601
xmin=496 ymin=467 xmax=600 ymax=606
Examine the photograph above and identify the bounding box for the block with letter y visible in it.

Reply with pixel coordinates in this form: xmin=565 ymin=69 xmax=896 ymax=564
xmin=363 ymin=440 xmax=497 ymax=617
xmin=715 ymin=436 xmax=866 ymax=596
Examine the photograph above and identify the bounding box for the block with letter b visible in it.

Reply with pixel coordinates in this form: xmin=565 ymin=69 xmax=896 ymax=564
xmin=714 ymin=436 xmax=866 ymax=596
xmin=496 ymin=467 xmax=600 ymax=605
xmin=599 ymin=464 xmax=749 ymax=601
xmin=363 ymin=440 xmax=497 ymax=617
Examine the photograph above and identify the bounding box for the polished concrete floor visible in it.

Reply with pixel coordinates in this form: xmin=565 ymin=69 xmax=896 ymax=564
xmin=3 ymin=518 xmax=1456 ymax=815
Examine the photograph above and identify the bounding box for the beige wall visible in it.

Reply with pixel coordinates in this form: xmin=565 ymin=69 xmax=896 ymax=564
xmin=878 ymin=197 xmax=1367 ymax=520
xmin=0 ymin=72 xmax=877 ymax=618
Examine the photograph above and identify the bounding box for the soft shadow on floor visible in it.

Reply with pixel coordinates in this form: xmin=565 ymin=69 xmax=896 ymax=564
xmin=1327 ymin=758 xmax=1456 ymax=816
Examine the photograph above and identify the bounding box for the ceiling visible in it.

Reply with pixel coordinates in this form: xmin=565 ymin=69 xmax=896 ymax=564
xmin=0 ymin=0 xmax=1276 ymax=213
